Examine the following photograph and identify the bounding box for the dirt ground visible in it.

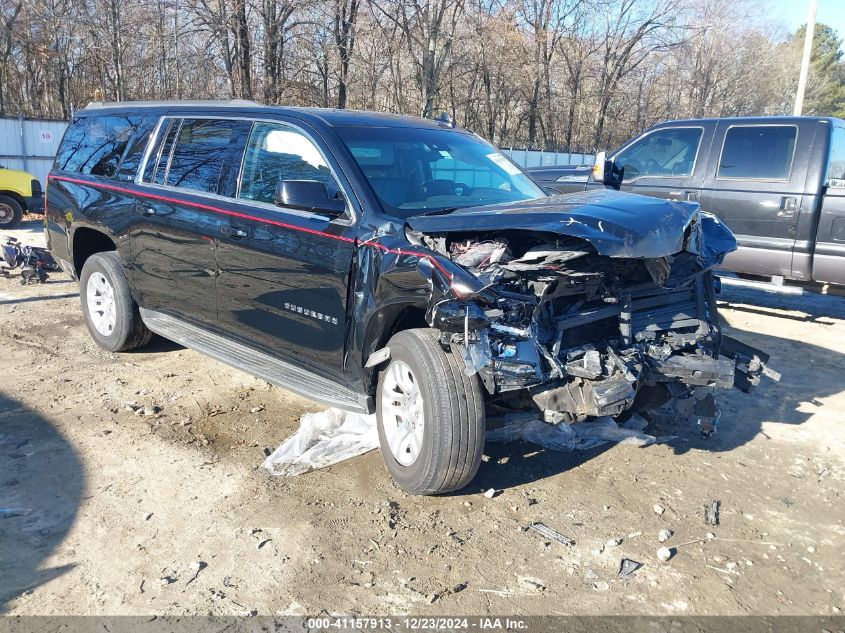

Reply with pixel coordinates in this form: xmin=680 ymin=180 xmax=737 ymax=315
xmin=1 ymin=218 xmax=843 ymax=617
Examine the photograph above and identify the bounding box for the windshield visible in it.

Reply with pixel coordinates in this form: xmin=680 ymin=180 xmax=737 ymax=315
xmin=336 ymin=126 xmax=545 ymax=217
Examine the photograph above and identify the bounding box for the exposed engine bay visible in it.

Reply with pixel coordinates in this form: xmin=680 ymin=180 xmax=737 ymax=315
xmin=409 ymin=198 xmax=780 ymax=425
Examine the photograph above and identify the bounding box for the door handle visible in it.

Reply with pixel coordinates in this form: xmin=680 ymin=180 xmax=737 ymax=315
xmin=777 ymin=196 xmax=797 ymax=217
xmin=683 ymin=191 xmax=700 ymax=202
xmin=139 ymin=204 xmax=157 ymax=216
xmin=220 ymin=226 xmax=251 ymax=239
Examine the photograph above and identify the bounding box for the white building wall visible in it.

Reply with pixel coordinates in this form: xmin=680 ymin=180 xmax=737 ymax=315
xmin=0 ymin=117 xmax=68 ymax=187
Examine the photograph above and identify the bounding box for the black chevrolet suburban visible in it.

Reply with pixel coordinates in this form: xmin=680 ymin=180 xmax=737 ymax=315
xmin=46 ymin=102 xmax=775 ymax=494
xmin=530 ymin=117 xmax=845 ymax=286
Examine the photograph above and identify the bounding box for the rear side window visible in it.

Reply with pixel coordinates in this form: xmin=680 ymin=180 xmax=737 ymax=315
xmin=164 ymin=119 xmax=252 ymax=194
xmin=827 ymin=127 xmax=845 ymax=186
xmin=55 ymin=114 xmax=147 ymax=177
xmin=718 ymin=125 xmax=797 ymax=180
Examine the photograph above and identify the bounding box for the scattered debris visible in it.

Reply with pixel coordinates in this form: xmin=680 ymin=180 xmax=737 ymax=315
xmin=658 ymin=529 xmax=673 ymax=543
xmin=592 ymin=581 xmax=610 ymax=591
xmin=517 ymin=576 xmax=546 ymax=592
xmin=605 ymin=537 xmax=623 ymax=548
xmin=657 ymin=547 xmax=674 ymax=562
xmin=706 ymin=532 xmax=716 ymax=539
xmin=528 ymin=522 xmax=575 ymax=547
xmin=653 ymin=504 xmax=666 ymax=516
xmin=262 ymin=408 xmax=379 ymax=476
xmin=483 ymin=488 xmax=501 ymax=499
xmin=249 ymin=406 xmax=264 ymax=414
xmin=160 ymin=576 xmax=176 ymax=586
xmin=186 ymin=561 xmax=207 ymax=585
xmin=143 ymin=512 xmax=153 ymax=521
xmin=618 ymin=558 xmax=643 ymax=579
xmin=429 ymin=582 xmax=467 ymax=603
xmin=704 ymin=500 xmax=720 ymax=526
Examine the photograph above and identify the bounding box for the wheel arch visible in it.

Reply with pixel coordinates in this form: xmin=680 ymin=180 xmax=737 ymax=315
xmin=359 ymin=302 xmax=430 ymax=395
xmin=0 ymin=190 xmax=27 ymax=208
xmin=71 ymin=227 xmax=118 ymax=278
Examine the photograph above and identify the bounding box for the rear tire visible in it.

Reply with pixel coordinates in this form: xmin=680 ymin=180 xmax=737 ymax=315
xmin=376 ymin=328 xmax=485 ymax=495
xmin=80 ymin=251 xmax=152 ymax=352
xmin=0 ymin=195 xmax=23 ymax=229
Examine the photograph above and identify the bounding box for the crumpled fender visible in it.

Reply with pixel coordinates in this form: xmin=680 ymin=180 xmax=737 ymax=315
xmin=345 ymin=234 xmax=470 ymax=394
xmin=685 ymin=211 xmax=737 ymax=269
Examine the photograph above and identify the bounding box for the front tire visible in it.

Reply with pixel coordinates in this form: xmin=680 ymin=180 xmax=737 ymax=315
xmin=376 ymin=328 xmax=485 ymax=495
xmin=0 ymin=195 xmax=23 ymax=229
xmin=80 ymin=251 xmax=152 ymax=352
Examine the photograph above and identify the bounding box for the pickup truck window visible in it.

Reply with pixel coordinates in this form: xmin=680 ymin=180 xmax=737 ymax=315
xmin=718 ymin=125 xmax=796 ymax=180
xmin=615 ymin=127 xmax=702 ymax=181
xmin=828 ymin=127 xmax=845 ymax=186
xmin=336 ymin=126 xmax=543 ymax=217
xmin=238 ymin=122 xmax=338 ymax=204
xmin=165 ymin=119 xmax=251 ymax=194
xmin=55 ymin=114 xmax=144 ymax=178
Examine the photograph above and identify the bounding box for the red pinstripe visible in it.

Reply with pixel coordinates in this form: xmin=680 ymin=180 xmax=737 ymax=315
xmin=48 ymin=173 xmax=453 ymax=278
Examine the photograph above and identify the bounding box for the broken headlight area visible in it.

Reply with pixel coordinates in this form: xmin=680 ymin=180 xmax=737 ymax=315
xmin=426 ymin=231 xmax=778 ymax=424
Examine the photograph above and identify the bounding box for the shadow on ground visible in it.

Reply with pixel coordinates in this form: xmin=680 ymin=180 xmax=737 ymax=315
xmin=0 ymin=391 xmax=85 ymax=612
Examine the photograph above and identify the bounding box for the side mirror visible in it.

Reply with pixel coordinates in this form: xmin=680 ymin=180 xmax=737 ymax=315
xmin=273 ymin=180 xmax=346 ymax=216
xmin=592 ymin=151 xmax=624 ymax=190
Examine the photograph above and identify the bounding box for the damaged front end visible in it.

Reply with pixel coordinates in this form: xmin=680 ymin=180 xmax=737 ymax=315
xmin=408 ymin=190 xmax=779 ymax=424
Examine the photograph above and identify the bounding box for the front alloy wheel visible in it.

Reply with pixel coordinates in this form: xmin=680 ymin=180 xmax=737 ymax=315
xmin=380 ymin=360 xmax=426 ymax=467
xmin=376 ymin=328 xmax=486 ymax=495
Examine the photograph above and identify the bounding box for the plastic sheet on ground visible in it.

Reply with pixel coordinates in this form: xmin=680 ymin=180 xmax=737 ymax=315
xmin=485 ymin=414 xmax=671 ymax=451
xmin=263 ymin=408 xmax=379 ymax=476
xmin=264 ymin=408 xmax=672 ymax=477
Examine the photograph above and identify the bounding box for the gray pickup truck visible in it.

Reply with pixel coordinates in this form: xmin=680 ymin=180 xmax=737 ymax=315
xmin=530 ymin=116 xmax=845 ymax=286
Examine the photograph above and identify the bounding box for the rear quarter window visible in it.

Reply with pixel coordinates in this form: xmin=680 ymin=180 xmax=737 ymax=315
xmin=717 ymin=125 xmax=797 ymax=180
xmin=827 ymin=126 xmax=845 ymax=186
xmin=54 ymin=114 xmax=151 ymax=178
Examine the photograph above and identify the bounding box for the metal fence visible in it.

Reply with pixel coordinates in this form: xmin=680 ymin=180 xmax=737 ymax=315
xmin=0 ymin=117 xmax=67 ymax=187
xmin=502 ymin=148 xmax=594 ymax=168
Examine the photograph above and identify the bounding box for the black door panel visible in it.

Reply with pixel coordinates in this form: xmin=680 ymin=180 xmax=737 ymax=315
xmin=128 ymin=192 xmax=219 ymax=323
xmin=215 ymin=206 xmax=355 ymax=382
xmin=129 ymin=117 xmax=251 ymax=326
xmin=214 ymin=119 xmax=357 ymax=382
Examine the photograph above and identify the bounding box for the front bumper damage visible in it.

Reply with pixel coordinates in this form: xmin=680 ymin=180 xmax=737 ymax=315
xmin=408 ymin=193 xmax=779 ymax=424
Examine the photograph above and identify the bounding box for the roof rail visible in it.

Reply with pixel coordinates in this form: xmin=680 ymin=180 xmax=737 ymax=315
xmin=83 ymin=99 xmax=261 ymax=110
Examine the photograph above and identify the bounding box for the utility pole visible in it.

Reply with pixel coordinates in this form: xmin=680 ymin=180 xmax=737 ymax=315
xmin=793 ymin=0 xmax=818 ymax=116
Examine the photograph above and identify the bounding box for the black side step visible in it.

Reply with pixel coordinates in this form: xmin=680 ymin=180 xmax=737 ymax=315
xmin=140 ymin=308 xmax=373 ymax=414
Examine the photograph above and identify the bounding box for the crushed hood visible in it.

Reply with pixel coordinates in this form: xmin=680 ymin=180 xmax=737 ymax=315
xmin=407 ymin=189 xmax=730 ymax=259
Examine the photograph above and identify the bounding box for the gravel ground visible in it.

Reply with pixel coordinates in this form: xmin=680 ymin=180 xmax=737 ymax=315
xmin=1 ymin=219 xmax=843 ymax=616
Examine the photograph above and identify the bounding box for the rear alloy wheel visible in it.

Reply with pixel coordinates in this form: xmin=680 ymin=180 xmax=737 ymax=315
xmin=376 ymin=328 xmax=485 ymax=495
xmin=80 ymin=251 xmax=152 ymax=352
xmin=0 ymin=195 xmax=23 ymax=229
xmin=86 ymin=272 xmax=118 ymax=337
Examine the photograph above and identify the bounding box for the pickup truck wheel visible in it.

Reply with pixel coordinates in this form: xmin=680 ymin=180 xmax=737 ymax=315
xmin=80 ymin=251 xmax=152 ymax=352
xmin=376 ymin=328 xmax=485 ymax=495
xmin=0 ymin=195 xmax=23 ymax=229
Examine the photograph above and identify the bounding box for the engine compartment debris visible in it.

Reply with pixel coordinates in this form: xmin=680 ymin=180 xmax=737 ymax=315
xmin=410 ymin=196 xmax=779 ymax=431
